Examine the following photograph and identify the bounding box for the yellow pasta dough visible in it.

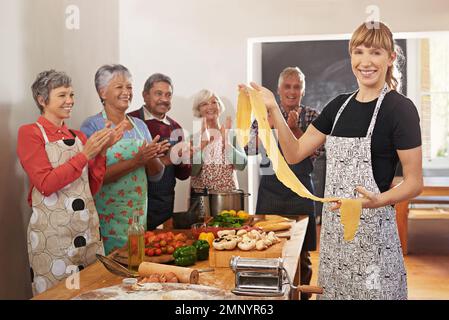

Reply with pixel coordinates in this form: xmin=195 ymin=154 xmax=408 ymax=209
xmin=237 ymin=89 xmax=362 ymax=242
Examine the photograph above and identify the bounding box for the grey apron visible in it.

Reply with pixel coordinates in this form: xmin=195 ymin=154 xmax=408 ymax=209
xmin=256 ymin=107 xmax=316 ymax=251
xmin=318 ymin=84 xmax=407 ymax=300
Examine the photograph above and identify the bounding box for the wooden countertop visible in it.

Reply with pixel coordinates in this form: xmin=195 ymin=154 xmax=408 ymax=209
xmin=33 ymin=216 xmax=309 ymax=300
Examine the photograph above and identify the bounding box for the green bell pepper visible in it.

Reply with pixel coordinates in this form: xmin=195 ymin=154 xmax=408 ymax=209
xmin=173 ymin=245 xmax=197 ymax=266
xmin=193 ymin=240 xmax=210 ymax=261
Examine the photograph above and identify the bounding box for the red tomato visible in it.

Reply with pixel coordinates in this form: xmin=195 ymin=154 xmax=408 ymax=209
xmin=155 ymin=248 xmax=162 ymax=256
xmin=145 ymin=231 xmax=155 ymax=238
xmin=148 ymin=235 xmax=157 ymax=244
xmin=174 ymin=233 xmax=187 ymax=242
xmin=167 ymin=246 xmax=175 ymax=254
xmin=174 ymin=242 xmax=185 ymax=249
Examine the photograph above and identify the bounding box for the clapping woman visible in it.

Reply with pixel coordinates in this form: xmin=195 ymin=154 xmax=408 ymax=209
xmin=190 ymin=89 xmax=247 ymax=195
xmin=17 ymin=70 xmax=121 ymax=294
xmin=81 ymin=64 xmax=169 ymax=255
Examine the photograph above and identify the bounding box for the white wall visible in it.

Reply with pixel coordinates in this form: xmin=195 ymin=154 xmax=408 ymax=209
xmin=0 ymin=0 xmax=119 ymax=299
xmin=119 ymin=0 xmax=449 ymax=212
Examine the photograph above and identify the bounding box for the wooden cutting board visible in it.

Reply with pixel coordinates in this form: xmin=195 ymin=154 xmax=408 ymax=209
xmin=208 ymin=238 xmax=286 ymax=268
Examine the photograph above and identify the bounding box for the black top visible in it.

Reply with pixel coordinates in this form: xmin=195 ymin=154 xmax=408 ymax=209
xmin=313 ymin=90 xmax=421 ymax=193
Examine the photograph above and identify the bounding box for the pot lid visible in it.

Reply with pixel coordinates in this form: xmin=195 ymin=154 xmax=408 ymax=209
xmin=208 ymin=189 xmax=245 ymax=195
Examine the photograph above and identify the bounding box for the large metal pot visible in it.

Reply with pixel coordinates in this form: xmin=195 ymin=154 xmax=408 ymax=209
xmin=208 ymin=189 xmax=251 ymax=217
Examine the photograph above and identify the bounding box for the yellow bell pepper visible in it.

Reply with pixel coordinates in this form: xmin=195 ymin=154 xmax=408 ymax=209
xmin=198 ymin=232 xmax=215 ymax=246
xmin=237 ymin=211 xmax=250 ymax=220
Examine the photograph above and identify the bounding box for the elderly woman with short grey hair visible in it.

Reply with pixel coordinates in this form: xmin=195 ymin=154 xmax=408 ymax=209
xmin=81 ymin=64 xmax=169 ymax=255
xmin=17 ymin=69 xmax=121 ymax=295
xmin=190 ymin=89 xmax=247 ymax=195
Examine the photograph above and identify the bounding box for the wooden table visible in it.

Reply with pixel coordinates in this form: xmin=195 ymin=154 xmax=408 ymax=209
xmin=394 ymin=177 xmax=449 ymax=255
xmin=33 ymin=217 xmax=309 ymax=300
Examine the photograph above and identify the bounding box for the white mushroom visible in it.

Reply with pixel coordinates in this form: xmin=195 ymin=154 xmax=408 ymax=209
xmin=267 ymin=232 xmax=280 ymax=244
xmin=238 ymin=238 xmax=256 ymax=251
xmin=256 ymin=240 xmax=268 ymax=250
xmin=222 ymin=238 xmax=237 ymax=250
xmin=212 ymin=238 xmax=225 ymax=250
xmin=263 ymin=238 xmax=273 ymax=246
xmin=217 ymin=230 xmax=236 ymax=237
xmin=250 ymin=230 xmax=261 ymax=240
xmin=236 ymin=229 xmax=247 ymax=237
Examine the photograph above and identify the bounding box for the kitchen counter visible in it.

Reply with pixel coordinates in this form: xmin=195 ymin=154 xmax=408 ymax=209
xmin=33 ymin=216 xmax=309 ymax=300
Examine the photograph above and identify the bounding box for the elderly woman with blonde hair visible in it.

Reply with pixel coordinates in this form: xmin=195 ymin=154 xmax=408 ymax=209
xmin=190 ymin=89 xmax=247 ymax=195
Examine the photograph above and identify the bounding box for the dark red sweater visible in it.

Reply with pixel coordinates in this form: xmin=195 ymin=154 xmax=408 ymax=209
xmin=128 ymin=107 xmax=191 ymax=180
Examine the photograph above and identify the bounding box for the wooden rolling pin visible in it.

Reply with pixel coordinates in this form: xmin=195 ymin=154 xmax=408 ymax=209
xmin=138 ymin=262 xmax=199 ymax=284
xmin=296 ymin=285 xmax=324 ymax=295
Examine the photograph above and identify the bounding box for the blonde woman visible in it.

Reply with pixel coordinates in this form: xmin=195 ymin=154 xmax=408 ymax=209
xmin=190 ymin=89 xmax=247 ymax=194
xmin=242 ymin=21 xmax=423 ymax=300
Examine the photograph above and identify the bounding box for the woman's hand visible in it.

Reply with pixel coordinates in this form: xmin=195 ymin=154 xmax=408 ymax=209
xmin=238 ymin=82 xmax=279 ymax=112
xmin=329 ymin=200 xmax=342 ymax=211
xmin=148 ymin=138 xmax=171 ymax=166
xmin=355 ymin=186 xmax=382 ymax=209
xmin=156 ymin=139 xmax=171 ymax=157
xmin=328 ymin=186 xmax=382 ymax=211
xmin=133 ymin=135 xmax=172 ymax=167
xmin=133 ymin=137 xmax=160 ymax=167
xmin=83 ymin=127 xmax=113 ymax=160
xmin=100 ymin=121 xmax=124 ymax=155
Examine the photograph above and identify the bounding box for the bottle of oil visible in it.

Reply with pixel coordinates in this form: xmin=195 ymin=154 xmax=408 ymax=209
xmin=127 ymin=211 xmax=144 ymax=273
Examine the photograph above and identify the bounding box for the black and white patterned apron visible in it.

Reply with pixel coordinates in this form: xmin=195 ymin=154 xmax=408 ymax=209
xmin=318 ymin=84 xmax=407 ymax=300
xmin=28 ymin=123 xmax=104 ymax=295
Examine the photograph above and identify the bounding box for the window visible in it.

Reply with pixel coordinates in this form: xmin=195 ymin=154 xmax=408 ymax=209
xmin=421 ymin=37 xmax=449 ymax=174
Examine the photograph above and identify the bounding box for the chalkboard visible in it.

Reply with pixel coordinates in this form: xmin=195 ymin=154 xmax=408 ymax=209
xmin=262 ymin=39 xmax=407 ymax=111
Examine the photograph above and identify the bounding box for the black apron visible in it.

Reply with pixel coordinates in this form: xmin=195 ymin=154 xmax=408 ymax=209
xmin=256 ymin=107 xmax=316 ymax=251
xmin=147 ymin=165 xmax=176 ymax=230
xmin=138 ymin=108 xmax=177 ymax=230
